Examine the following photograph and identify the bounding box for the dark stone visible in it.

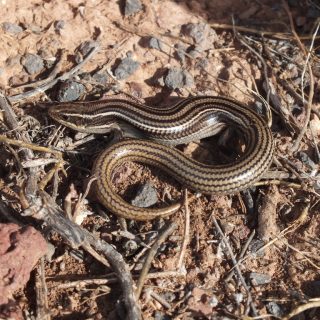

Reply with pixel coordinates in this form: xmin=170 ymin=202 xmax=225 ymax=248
xmin=149 ymin=37 xmax=164 ymax=51
xmin=22 ymin=53 xmax=44 ymax=75
xmin=182 ymin=23 xmax=207 ymax=43
xmin=164 ymin=67 xmax=193 ymax=89
xmin=54 ymin=20 xmax=65 ymax=31
xmin=123 ymin=0 xmax=142 ymax=16
xmin=266 ymin=302 xmax=284 ymax=317
xmin=56 ymin=80 xmax=85 ymax=102
xmin=2 ymin=22 xmax=23 ymax=34
xmin=92 ymin=71 xmax=109 ymax=85
xmin=131 ymin=182 xmax=158 ymax=207
xmin=249 ymin=272 xmax=271 ymax=286
xmin=248 ymin=239 xmax=265 ymax=257
xmin=298 ymin=152 xmax=316 ymax=170
xmin=114 ymin=57 xmax=140 ymax=80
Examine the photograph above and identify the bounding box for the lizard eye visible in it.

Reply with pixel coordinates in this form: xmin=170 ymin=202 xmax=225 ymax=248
xmin=61 ymin=114 xmax=70 ymax=121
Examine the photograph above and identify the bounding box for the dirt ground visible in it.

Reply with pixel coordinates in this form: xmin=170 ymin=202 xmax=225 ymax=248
xmin=0 ymin=0 xmax=320 ymax=319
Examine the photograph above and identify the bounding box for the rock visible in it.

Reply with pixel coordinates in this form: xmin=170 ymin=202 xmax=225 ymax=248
xmin=249 ymin=272 xmax=271 ymax=286
xmin=298 ymin=152 xmax=316 ymax=170
xmin=2 ymin=22 xmax=23 ymax=34
xmin=131 ymin=182 xmax=158 ymax=207
xmin=149 ymin=37 xmax=164 ymax=51
xmin=163 ymin=67 xmax=194 ymax=90
xmin=266 ymin=302 xmax=284 ymax=317
xmin=114 ymin=57 xmax=140 ymax=80
xmin=182 ymin=23 xmax=217 ymax=51
xmin=22 ymin=53 xmax=44 ymax=75
xmin=248 ymin=239 xmax=265 ymax=257
xmin=54 ymin=20 xmax=65 ymax=32
xmin=123 ymin=0 xmax=142 ymax=16
xmin=92 ymin=71 xmax=109 ymax=85
xmin=56 ymin=80 xmax=85 ymax=102
xmin=0 ymin=224 xmax=48 ymax=319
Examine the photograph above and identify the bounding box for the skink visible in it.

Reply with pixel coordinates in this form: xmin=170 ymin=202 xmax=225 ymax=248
xmin=49 ymin=95 xmax=274 ymax=220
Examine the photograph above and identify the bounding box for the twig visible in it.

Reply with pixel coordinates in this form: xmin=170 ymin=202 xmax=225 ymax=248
xmin=225 ymin=230 xmax=255 ymax=282
xmin=177 ymin=189 xmax=190 ymax=271
xmin=232 ymin=16 xmax=271 ymax=106
xmin=8 ymin=44 xmax=99 ymax=103
xmin=135 ymin=222 xmax=177 ymax=299
xmin=146 ymin=289 xmax=172 ymax=309
xmin=35 ymin=258 xmax=50 ymax=320
xmin=210 ymin=22 xmax=320 ymax=40
xmin=24 ymin=191 xmax=141 ymax=320
xmin=281 ymin=1 xmax=316 ymax=152
xmin=10 ymin=49 xmax=67 ymax=93
xmin=212 ymin=216 xmax=257 ymax=316
xmin=48 ymin=270 xmax=186 ymax=290
xmin=281 ymin=299 xmax=320 ymax=320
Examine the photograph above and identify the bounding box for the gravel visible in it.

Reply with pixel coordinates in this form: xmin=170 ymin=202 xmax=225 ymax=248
xmin=123 ymin=0 xmax=142 ymax=16
xmin=21 ymin=53 xmax=44 ymax=75
xmin=249 ymin=272 xmax=271 ymax=286
xmin=114 ymin=57 xmax=140 ymax=80
xmin=149 ymin=37 xmax=164 ymax=51
xmin=131 ymin=182 xmax=158 ymax=207
xmin=56 ymin=80 xmax=85 ymax=102
xmin=2 ymin=22 xmax=23 ymax=34
xmin=163 ymin=67 xmax=194 ymax=90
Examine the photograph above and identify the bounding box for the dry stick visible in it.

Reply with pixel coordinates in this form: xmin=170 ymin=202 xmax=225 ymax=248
xmin=35 ymin=258 xmax=50 ymax=320
xmin=177 ymin=189 xmax=190 ymax=271
xmin=281 ymin=1 xmax=316 ymax=152
xmin=232 ymin=16 xmax=271 ymax=106
xmin=212 ymin=216 xmax=257 ymax=317
xmin=225 ymin=230 xmax=256 ymax=283
xmin=135 ymin=222 xmax=178 ymax=299
xmin=25 ymin=191 xmax=141 ymax=320
xmin=8 ymin=44 xmax=99 ymax=103
xmin=10 ymin=49 xmax=67 ymax=94
xmin=282 ymin=299 xmax=320 ymax=320
xmin=210 ymin=22 xmax=320 ymax=40
xmin=49 ymin=270 xmax=186 ymax=290
xmin=0 ymin=93 xmax=38 ymax=196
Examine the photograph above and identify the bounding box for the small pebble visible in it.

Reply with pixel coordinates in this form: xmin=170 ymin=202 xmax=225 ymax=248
xmin=161 ymin=292 xmax=176 ymax=303
xmin=266 ymin=302 xmax=284 ymax=317
xmin=123 ymin=0 xmax=142 ymax=16
xmin=208 ymin=294 xmax=219 ymax=307
xmin=248 ymin=239 xmax=265 ymax=257
xmin=2 ymin=22 xmax=23 ymax=34
xmin=22 ymin=53 xmax=44 ymax=75
xmin=92 ymin=71 xmax=109 ymax=85
xmin=114 ymin=57 xmax=140 ymax=80
xmin=149 ymin=37 xmax=164 ymax=51
xmin=123 ymin=240 xmax=139 ymax=255
xmin=249 ymin=272 xmax=271 ymax=286
xmin=131 ymin=182 xmax=158 ymax=207
xmin=54 ymin=20 xmax=65 ymax=32
xmin=56 ymin=80 xmax=85 ymax=102
xmin=298 ymin=151 xmax=316 ymax=170
xmin=233 ymin=293 xmax=243 ymax=305
xmin=163 ymin=67 xmax=194 ymax=90
xmin=183 ymin=23 xmax=207 ymax=43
